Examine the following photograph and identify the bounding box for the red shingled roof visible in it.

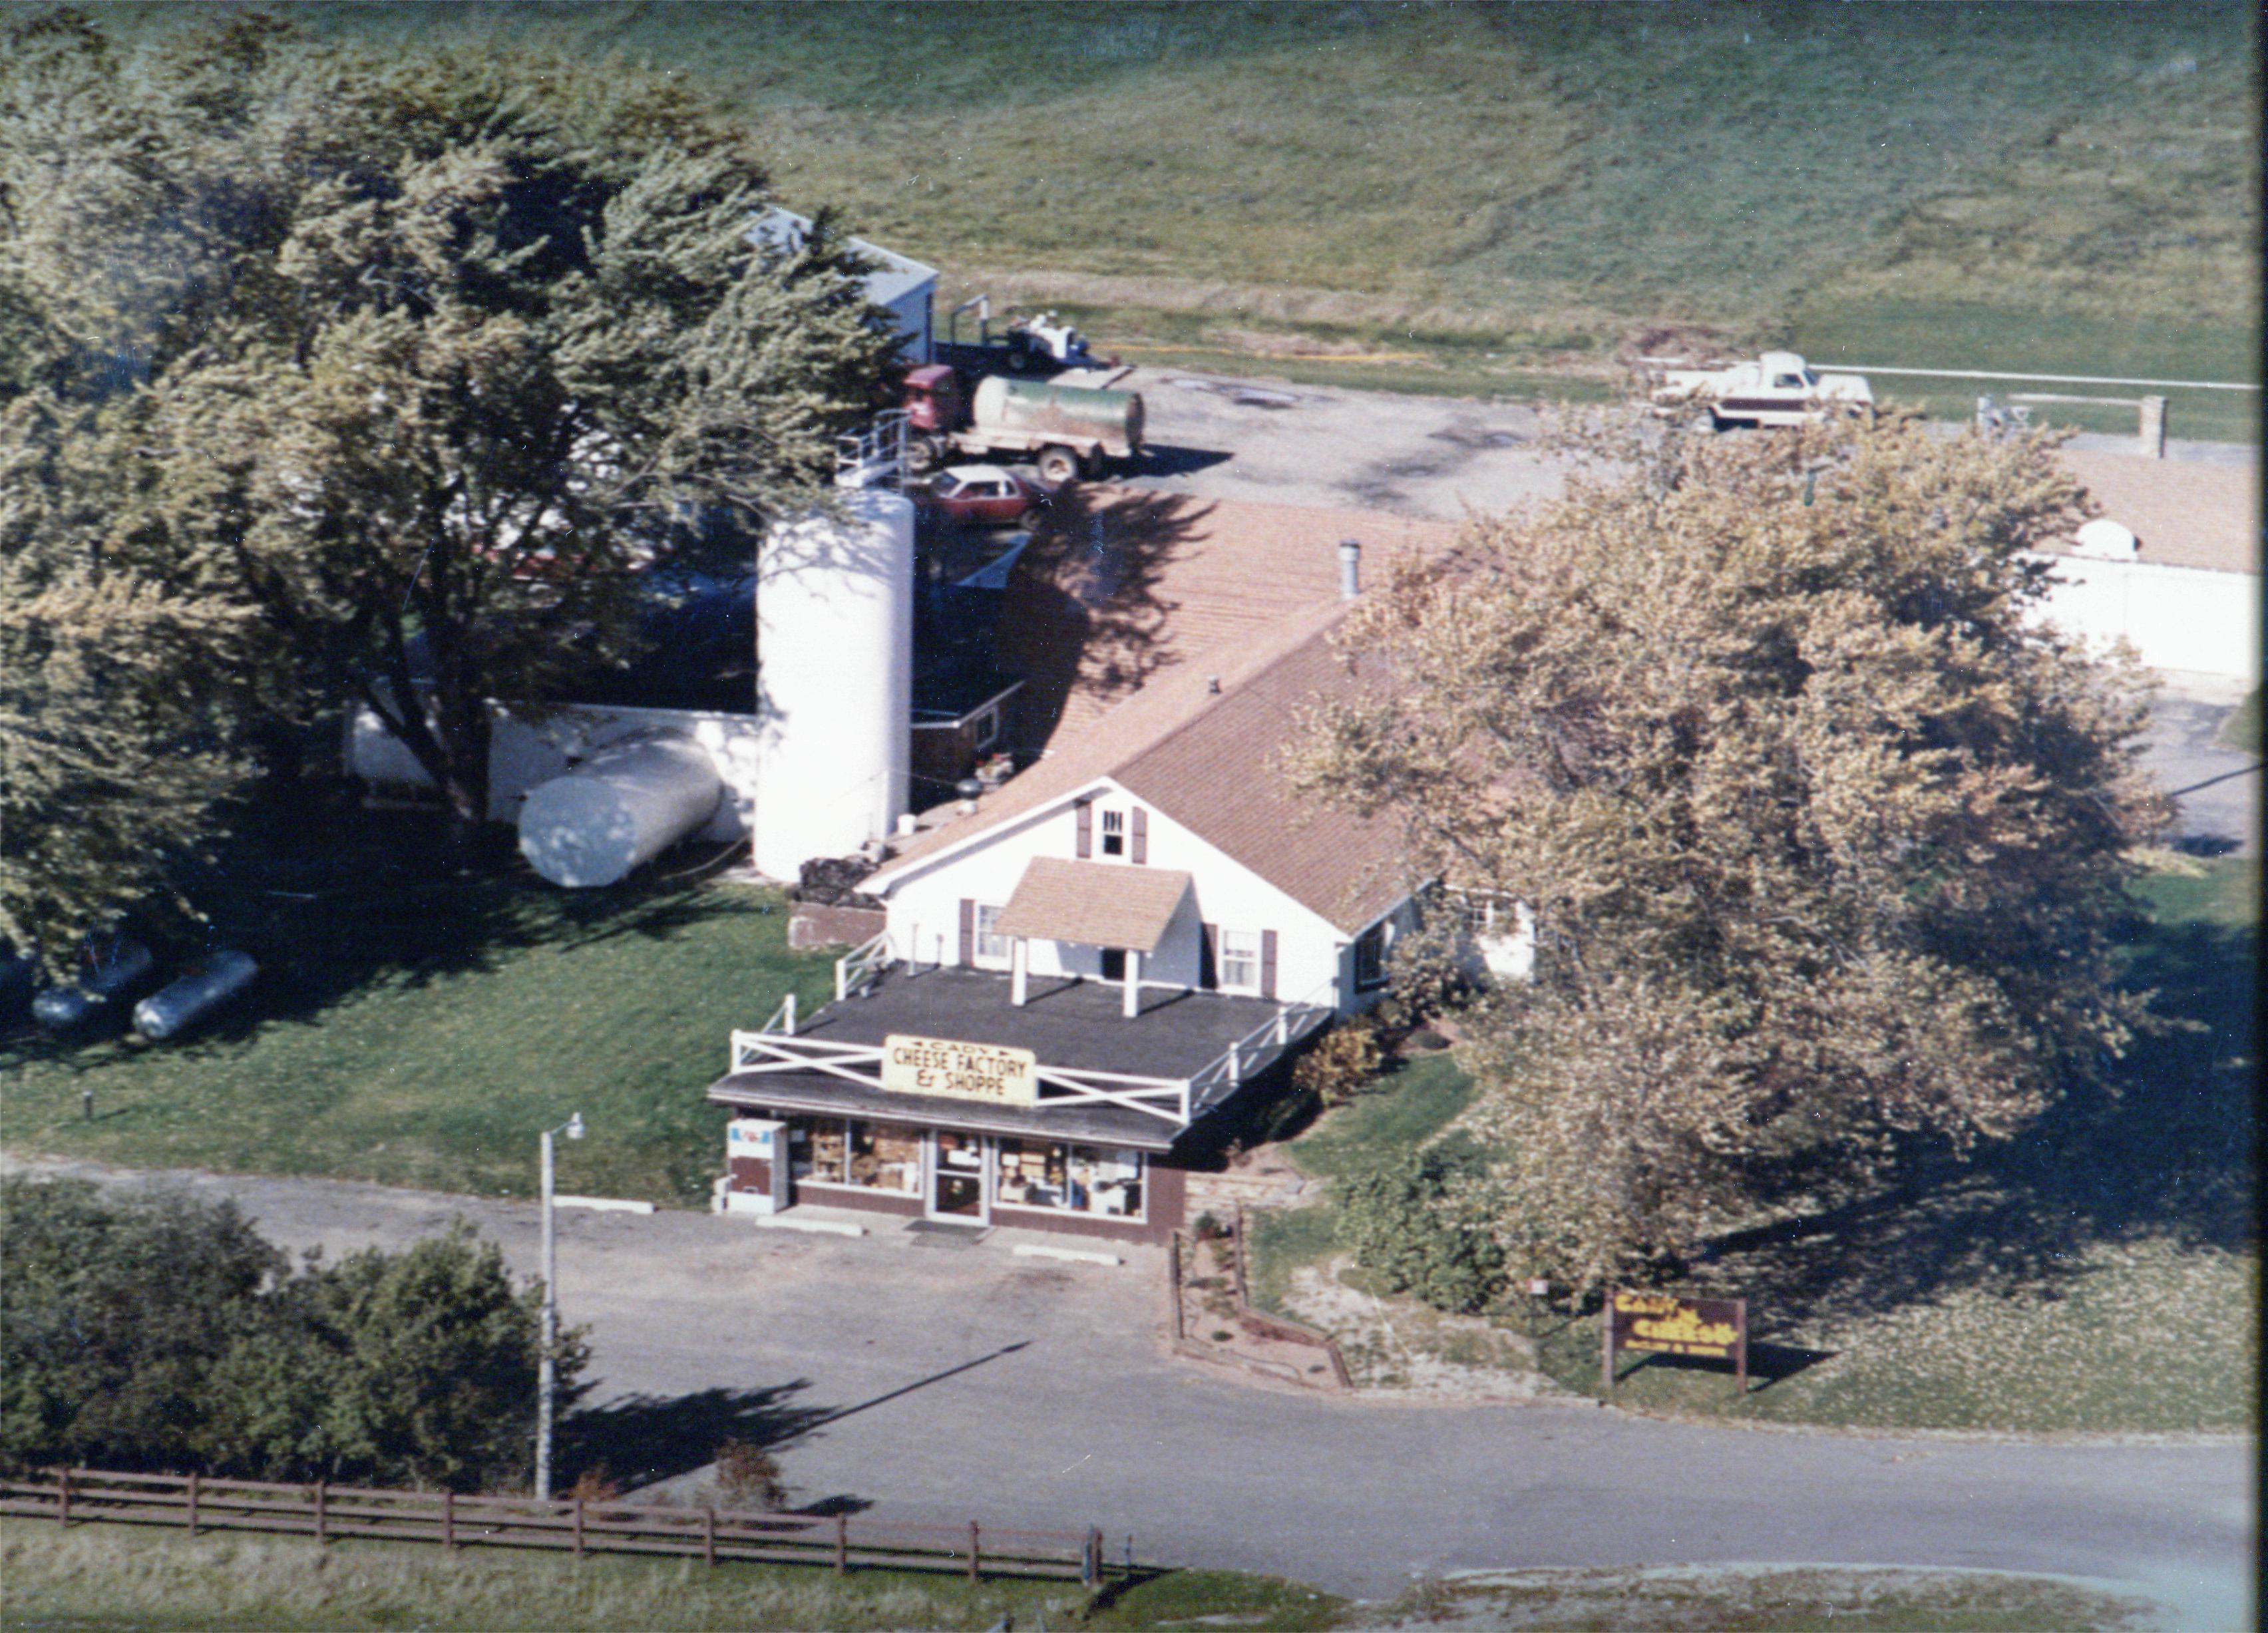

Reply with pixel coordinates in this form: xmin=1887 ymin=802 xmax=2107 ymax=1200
xmin=874 ymin=491 xmax=1427 ymax=931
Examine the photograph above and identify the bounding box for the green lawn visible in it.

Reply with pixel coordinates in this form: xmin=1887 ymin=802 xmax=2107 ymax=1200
xmin=1246 ymin=1050 xmax=1471 ymax=1315
xmin=103 ymin=3 xmax=2259 ymax=419
xmin=0 ymin=806 xmax=837 ymax=1208
xmin=1252 ymin=860 xmax=2257 ymax=1433
xmin=0 ymin=1521 xmax=1343 ymax=1633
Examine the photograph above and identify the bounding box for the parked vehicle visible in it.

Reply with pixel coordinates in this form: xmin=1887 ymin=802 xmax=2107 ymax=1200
xmin=1651 ymin=350 xmax=1873 ymax=429
xmin=938 ymin=295 xmax=1109 ymax=377
xmin=911 ymin=464 xmax=1049 ymax=528
xmin=902 ymin=367 xmax=1145 ymax=485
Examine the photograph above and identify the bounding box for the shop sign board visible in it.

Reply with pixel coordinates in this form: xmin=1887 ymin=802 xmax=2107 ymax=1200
xmin=881 ymin=1034 xmax=1039 ymax=1106
xmin=1603 ymin=1289 xmax=1749 ymax=1394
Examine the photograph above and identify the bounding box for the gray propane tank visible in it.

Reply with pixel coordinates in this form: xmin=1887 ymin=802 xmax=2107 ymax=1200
xmin=133 ymin=950 xmax=260 ymax=1041
xmin=32 ymin=940 xmax=155 ymax=1031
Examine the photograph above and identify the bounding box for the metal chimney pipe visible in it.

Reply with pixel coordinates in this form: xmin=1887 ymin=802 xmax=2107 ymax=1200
xmin=1337 ymin=538 xmax=1362 ymax=600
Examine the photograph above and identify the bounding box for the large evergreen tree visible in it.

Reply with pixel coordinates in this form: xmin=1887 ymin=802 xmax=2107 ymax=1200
xmin=1 ymin=9 xmax=900 ymax=954
xmin=1288 ymin=410 xmax=2161 ymax=1288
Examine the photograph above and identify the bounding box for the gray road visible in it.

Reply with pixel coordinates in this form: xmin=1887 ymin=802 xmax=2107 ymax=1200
xmin=1105 ymin=364 xmax=2254 ymax=526
xmin=5 ymin=1156 xmax=2248 ymax=1630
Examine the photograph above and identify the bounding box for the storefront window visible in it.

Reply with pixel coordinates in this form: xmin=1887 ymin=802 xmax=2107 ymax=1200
xmin=1071 ymin=1145 xmax=1144 ymax=1217
xmin=995 ymin=1139 xmax=1143 ymax=1218
xmin=845 ymin=1121 xmax=920 ymax=1194
xmin=994 ymin=1137 xmax=1069 ymax=1208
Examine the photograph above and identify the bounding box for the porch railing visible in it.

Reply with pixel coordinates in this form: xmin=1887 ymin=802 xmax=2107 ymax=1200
xmin=835 ymin=930 xmax=894 ymax=1001
xmin=1186 ymin=978 xmax=1338 ymax=1113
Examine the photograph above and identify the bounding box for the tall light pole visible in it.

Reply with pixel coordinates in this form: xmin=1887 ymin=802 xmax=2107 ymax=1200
xmin=536 ymin=1112 xmax=584 ymax=1501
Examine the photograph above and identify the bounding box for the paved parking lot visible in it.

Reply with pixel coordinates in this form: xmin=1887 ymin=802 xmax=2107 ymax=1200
xmin=5 ymin=1155 xmax=2247 ymax=1627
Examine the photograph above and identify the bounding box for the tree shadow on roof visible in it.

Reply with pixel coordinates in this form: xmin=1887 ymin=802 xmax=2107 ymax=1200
xmin=997 ymin=489 xmax=1216 ymax=757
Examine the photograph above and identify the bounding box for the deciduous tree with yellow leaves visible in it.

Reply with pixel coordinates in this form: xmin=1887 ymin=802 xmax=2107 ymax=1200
xmin=1288 ymin=410 xmax=2161 ymax=1290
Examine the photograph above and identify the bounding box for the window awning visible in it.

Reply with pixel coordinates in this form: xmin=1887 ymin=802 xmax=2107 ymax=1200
xmin=992 ymin=857 xmax=1191 ymax=956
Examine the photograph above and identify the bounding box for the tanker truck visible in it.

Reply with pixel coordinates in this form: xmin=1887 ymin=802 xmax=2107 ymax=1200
xmin=901 ymin=365 xmax=1143 ymax=486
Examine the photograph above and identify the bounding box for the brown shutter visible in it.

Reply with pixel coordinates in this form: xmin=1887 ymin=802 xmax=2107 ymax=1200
xmin=1200 ymin=923 xmax=1219 ymax=990
xmin=1074 ymin=799 xmax=1093 ymax=858
xmin=1260 ymin=930 xmax=1278 ymax=1000
xmin=958 ymin=898 xmax=976 ymax=966
xmin=1129 ymin=807 xmax=1148 ymax=864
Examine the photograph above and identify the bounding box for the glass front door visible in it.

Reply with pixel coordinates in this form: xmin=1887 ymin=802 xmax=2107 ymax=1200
xmin=928 ymin=1130 xmax=989 ymax=1223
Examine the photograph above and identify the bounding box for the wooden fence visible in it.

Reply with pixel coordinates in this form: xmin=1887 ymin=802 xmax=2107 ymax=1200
xmin=0 ymin=1468 xmax=1113 ymax=1585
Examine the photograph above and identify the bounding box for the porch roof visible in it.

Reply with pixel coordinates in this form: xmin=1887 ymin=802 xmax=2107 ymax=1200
xmin=992 ymin=858 xmax=1191 ymax=956
xmin=747 ymin=966 xmax=1283 ymax=1078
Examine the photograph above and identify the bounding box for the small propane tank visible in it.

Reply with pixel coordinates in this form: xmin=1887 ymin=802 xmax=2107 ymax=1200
xmin=32 ymin=941 xmax=156 ymax=1031
xmin=133 ymin=950 xmax=260 ymax=1041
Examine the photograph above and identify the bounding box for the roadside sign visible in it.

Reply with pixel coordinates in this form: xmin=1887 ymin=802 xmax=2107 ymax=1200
xmin=1603 ymin=1289 xmax=1749 ymax=1395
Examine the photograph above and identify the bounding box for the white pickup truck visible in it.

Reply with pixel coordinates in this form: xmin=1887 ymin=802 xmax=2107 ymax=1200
xmin=1652 ymin=350 xmax=1873 ymax=429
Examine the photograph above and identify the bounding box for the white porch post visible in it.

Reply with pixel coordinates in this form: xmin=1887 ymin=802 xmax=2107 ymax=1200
xmin=1011 ymin=938 xmax=1028 ymax=1006
xmin=1123 ymin=949 xmax=1141 ymax=1017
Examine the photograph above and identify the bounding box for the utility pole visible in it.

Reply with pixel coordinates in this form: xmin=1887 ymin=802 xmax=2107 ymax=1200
xmin=536 ymin=1113 xmax=584 ymax=1501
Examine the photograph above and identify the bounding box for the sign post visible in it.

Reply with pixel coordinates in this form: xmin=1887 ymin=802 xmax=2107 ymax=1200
xmin=1604 ymin=1289 xmax=1750 ymax=1397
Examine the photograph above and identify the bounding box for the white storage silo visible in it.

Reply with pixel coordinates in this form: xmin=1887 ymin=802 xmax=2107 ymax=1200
xmin=518 ymin=733 xmax=725 ymax=888
xmin=753 ymin=490 xmax=915 ymax=882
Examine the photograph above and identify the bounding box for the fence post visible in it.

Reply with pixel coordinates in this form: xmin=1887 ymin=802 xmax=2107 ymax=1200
xmin=55 ymin=1467 xmax=69 ymax=1529
xmin=967 ymin=1521 xmax=980 ymax=1583
xmin=315 ymin=1480 xmax=327 ymax=1546
xmin=443 ymin=1489 xmax=455 ymax=1550
xmin=574 ymin=1495 xmax=584 ymax=1558
xmin=835 ymin=1512 xmax=849 ymax=1574
xmin=187 ymin=1471 xmax=199 ymax=1538
xmin=703 ymin=1505 xmax=716 ymax=1569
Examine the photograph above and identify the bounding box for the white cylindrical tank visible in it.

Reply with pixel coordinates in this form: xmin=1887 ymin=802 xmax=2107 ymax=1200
xmin=134 ymin=950 xmax=259 ymax=1041
xmin=753 ymin=490 xmax=914 ymax=882
xmin=518 ymin=733 xmax=723 ymax=888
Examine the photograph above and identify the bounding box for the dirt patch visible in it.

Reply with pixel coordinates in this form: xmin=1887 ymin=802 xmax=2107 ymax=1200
xmin=1173 ymin=1230 xmax=1346 ymax=1389
xmin=1280 ymin=1256 xmax=1559 ymax=1402
xmin=1614 ymin=322 xmax=1742 ymax=371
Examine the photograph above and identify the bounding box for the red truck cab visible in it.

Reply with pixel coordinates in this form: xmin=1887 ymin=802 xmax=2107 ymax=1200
xmin=903 ymin=364 xmax=964 ymax=435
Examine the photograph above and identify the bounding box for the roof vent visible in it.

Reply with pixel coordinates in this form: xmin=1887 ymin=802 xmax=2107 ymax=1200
xmin=1207 ymin=675 xmax=1221 ymax=695
xmin=1338 ymin=538 xmax=1362 ymax=600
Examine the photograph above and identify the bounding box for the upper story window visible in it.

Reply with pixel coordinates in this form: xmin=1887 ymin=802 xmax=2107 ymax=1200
xmin=1353 ymin=922 xmax=1390 ymax=990
xmin=1218 ymin=930 xmax=1260 ymax=992
xmin=1100 ymin=809 xmax=1125 ymax=856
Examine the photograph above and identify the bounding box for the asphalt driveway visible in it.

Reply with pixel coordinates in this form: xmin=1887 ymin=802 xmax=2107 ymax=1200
xmin=5 ymin=1155 xmax=2248 ymax=1629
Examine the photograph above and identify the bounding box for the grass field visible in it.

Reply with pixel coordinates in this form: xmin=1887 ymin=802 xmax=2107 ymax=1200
xmin=0 ymin=801 xmax=837 ymax=1208
xmin=0 ymin=1521 xmax=2168 ymax=1632
xmin=0 ymin=1521 xmax=1342 ymax=1633
xmin=210 ymin=0 xmax=2261 ymax=424
xmin=1252 ymin=858 xmax=2257 ymax=1433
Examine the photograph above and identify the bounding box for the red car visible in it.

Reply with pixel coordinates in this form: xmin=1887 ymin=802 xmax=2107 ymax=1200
xmin=912 ymin=464 xmax=1048 ymax=528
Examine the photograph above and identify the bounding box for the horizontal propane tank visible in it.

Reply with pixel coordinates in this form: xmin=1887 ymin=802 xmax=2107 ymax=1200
xmin=133 ymin=950 xmax=260 ymax=1041
xmin=33 ymin=941 xmax=155 ymax=1031
xmin=518 ymin=732 xmax=723 ymax=888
